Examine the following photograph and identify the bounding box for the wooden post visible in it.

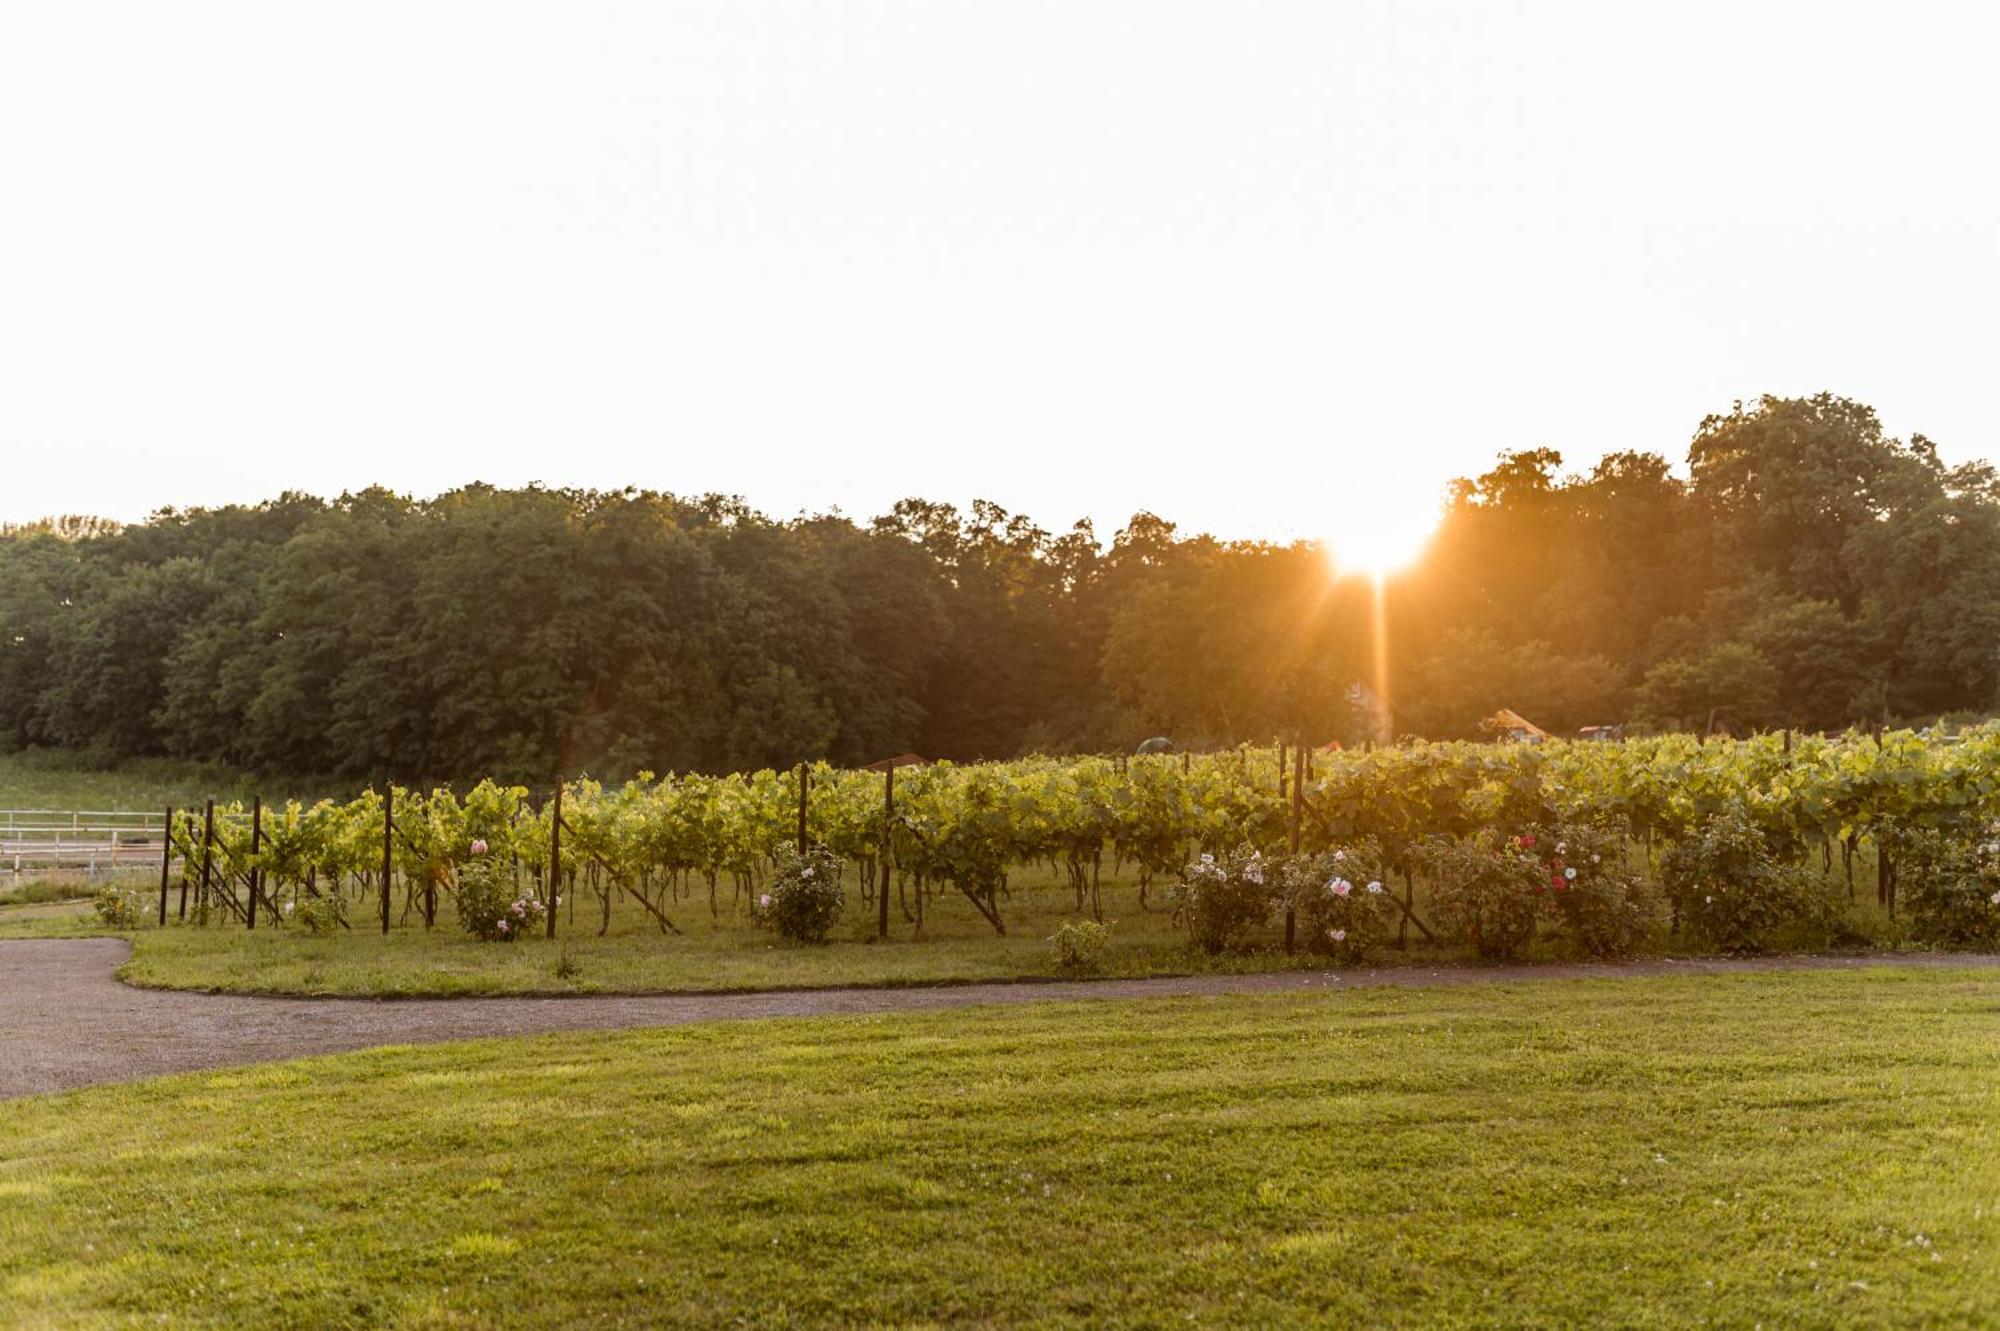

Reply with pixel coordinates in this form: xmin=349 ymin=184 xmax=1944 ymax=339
xmin=177 ymin=811 xmax=194 ymax=920
xmin=157 ymin=805 xmax=173 ymax=926
xmin=198 ymin=800 xmax=215 ymax=921
xmin=797 ymin=761 xmax=810 ymax=853
xmin=380 ymin=785 xmax=394 ymax=934
xmin=1782 ymin=728 xmax=1793 ymax=755
xmin=1181 ymin=751 xmax=1190 ymax=774
xmin=547 ymin=778 xmax=562 ymax=940
xmin=1285 ymin=744 xmax=1303 ymax=952
xmin=246 ymin=795 xmax=263 ymax=929
xmin=878 ymin=767 xmax=894 ymax=941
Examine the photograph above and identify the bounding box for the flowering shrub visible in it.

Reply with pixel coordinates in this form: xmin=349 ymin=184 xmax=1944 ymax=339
xmin=93 ymin=886 xmax=141 ymax=929
xmin=1281 ymin=844 xmax=1393 ymax=964
xmin=1521 ymin=824 xmax=1664 ymax=959
xmin=1892 ymin=823 xmax=2000 ymax=948
xmin=454 ymin=847 xmax=547 ymax=942
xmin=1422 ymin=831 xmax=1547 ymax=960
xmin=1049 ymin=919 xmax=1110 ymax=974
xmin=1660 ymin=807 xmax=1833 ymax=952
xmin=1171 ymin=849 xmax=1277 ymax=954
xmin=755 ymin=843 xmax=845 ymax=943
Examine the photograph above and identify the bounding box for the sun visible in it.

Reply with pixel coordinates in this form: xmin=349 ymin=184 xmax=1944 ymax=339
xmin=1323 ymin=490 xmax=1440 ymax=580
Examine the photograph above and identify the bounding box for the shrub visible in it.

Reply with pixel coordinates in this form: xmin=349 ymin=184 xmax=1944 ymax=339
xmin=92 ymin=886 xmax=142 ymax=929
xmin=1281 ymin=844 xmax=1394 ymax=964
xmin=292 ymin=887 xmax=348 ymax=936
xmin=455 ymin=850 xmax=547 ymax=942
xmin=755 ymin=843 xmax=845 ymax=943
xmin=1423 ymin=831 xmax=1546 ymax=960
xmin=1892 ymin=823 xmax=2000 ymax=948
xmin=1660 ymin=807 xmax=1834 ymax=952
xmin=1525 ymin=824 xmax=1665 ymax=959
xmin=1170 ymin=849 xmax=1276 ymax=954
xmin=1049 ymin=919 xmax=1109 ymax=974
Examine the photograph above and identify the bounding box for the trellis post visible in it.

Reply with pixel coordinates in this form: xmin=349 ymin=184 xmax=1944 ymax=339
xmin=177 ymin=811 xmax=195 ymax=920
xmin=878 ymin=767 xmax=894 ymax=941
xmin=547 ymin=777 xmax=562 ymax=940
xmin=199 ymin=800 xmax=216 ymax=920
xmin=797 ymin=761 xmax=810 ymax=853
xmin=1285 ymin=743 xmax=1303 ymax=952
xmin=246 ymin=795 xmax=263 ymax=929
xmin=157 ymin=804 xmax=174 ymax=926
xmin=380 ymin=785 xmax=394 ymax=935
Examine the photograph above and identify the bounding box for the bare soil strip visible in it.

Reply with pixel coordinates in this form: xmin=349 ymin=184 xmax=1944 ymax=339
xmin=4 ymin=939 xmax=1995 ymax=1100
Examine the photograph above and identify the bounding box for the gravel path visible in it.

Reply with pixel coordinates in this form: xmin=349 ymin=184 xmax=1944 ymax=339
xmin=5 ymin=939 xmax=1998 ymax=1100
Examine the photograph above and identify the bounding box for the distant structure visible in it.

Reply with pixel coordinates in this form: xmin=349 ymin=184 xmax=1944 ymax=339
xmin=861 ymin=752 xmax=930 ymax=772
xmin=1347 ymin=682 xmax=1392 ymax=746
xmin=1482 ymin=708 xmax=1550 ymax=743
xmin=1134 ymin=736 xmax=1175 ymax=755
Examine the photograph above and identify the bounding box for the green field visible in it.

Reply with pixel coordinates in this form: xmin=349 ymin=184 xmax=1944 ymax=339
xmin=17 ymin=862 xmax=1878 ymax=998
xmin=15 ymin=869 xmax=1371 ymax=995
xmin=0 ymin=750 xmax=327 ymax=812
xmin=4 ymin=966 xmax=1997 ymax=1328
xmin=6 ymin=866 xmax=1899 ymax=1000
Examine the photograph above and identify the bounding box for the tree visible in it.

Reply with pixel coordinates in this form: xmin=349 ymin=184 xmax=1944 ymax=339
xmin=1634 ymin=643 xmax=1783 ymax=733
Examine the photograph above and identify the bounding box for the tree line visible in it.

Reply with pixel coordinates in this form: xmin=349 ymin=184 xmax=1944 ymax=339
xmin=0 ymin=393 xmax=1994 ymax=780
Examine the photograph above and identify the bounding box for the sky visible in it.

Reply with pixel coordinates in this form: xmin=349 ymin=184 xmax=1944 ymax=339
xmin=2 ymin=2 xmax=1995 ymax=561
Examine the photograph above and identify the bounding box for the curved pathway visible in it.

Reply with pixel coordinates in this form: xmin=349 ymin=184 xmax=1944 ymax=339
xmin=5 ymin=939 xmax=1998 ymax=1100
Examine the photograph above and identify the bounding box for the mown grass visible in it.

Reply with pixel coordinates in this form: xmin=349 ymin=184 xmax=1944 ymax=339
xmin=0 ymin=876 xmax=99 ymax=907
xmin=13 ymin=861 xmax=1904 ymax=997
xmin=4 ymin=966 xmax=1998 ymax=1328
xmin=97 ymin=872 xmax=1335 ymax=996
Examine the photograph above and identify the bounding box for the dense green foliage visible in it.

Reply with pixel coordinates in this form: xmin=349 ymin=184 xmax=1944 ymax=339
xmin=6 ymin=968 xmax=2000 ymax=1327
xmin=755 ymin=843 xmax=846 ymax=943
xmin=3 ymin=394 xmax=1996 ymax=776
xmin=92 ymin=728 xmax=2000 ymax=1000
xmin=1403 ymin=394 xmax=2000 ymax=737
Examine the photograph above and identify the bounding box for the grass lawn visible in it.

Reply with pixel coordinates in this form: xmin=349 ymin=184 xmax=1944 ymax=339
xmin=0 ymin=750 xmax=321 ymax=811
xmin=4 ymin=967 xmax=1998 ymax=1328
xmin=10 ymin=861 xmax=1903 ymax=997
xmin=69 ymin=871 xmax=1343 ymax=996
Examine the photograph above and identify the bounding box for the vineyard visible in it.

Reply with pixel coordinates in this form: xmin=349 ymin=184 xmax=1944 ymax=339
xmin=123 ymin=727 xmax=2000 ymax=967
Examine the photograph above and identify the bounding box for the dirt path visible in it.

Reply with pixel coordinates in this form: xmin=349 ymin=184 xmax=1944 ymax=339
xmin=5 ymin=939 xmax=1997 ymax=1100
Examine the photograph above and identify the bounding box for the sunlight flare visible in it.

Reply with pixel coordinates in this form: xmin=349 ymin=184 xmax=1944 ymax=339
xmin=1322 ymin=489 xmax=1439 ymax=580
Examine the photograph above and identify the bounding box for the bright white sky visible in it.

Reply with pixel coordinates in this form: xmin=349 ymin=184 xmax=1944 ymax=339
xmin=2 ymin=2 xmax=1994 ymax=558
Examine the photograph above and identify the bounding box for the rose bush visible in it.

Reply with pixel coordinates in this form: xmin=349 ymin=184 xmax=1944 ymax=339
xmin=756 ymin=843 xmax=845 ymax=943
xmin=1890 ymin=821 xmax=2000 ymax=948
xmin=455 ymin=846 xmax=548 ymax=942
xmin=1520 ymin=823 xmax=1665 ymax=959
xmin=1660 ymin=805 xmax=1834 ymax=952
xmin=1281 ymin=843 xmax=1394 ymax=964
xmin=1423 ymin=831 xmax=1547 ymax=960
xmin=1170 ymin=849 xmax=1276 ymax=954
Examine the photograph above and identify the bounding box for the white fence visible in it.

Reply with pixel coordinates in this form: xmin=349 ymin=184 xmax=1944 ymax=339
xmin=0 ymin=810 xmax=169 ymax=875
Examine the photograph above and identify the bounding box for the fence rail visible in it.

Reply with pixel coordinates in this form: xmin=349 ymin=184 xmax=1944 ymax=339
xmin=1 ymin=809 xmax=167 ymax=874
